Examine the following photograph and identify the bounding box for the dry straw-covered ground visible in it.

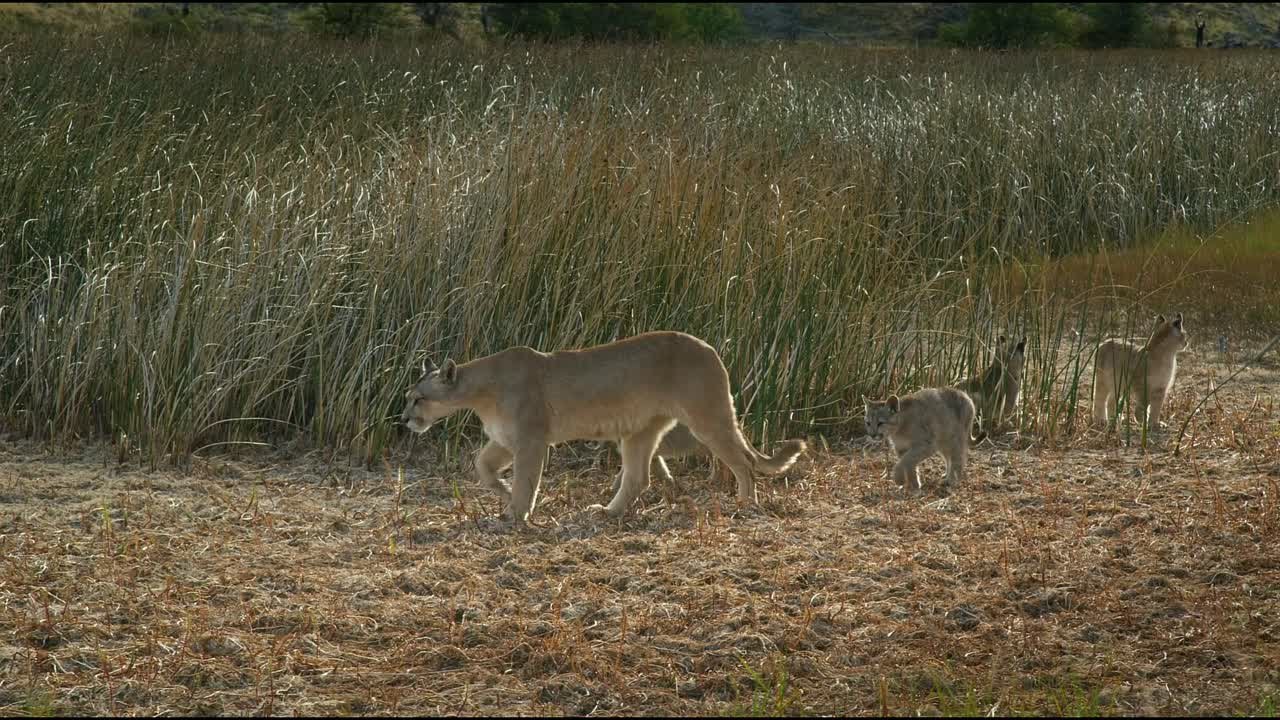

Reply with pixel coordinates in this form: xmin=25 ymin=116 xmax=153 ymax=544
xmin=2 ymin=337 xmax=1277 ymax=717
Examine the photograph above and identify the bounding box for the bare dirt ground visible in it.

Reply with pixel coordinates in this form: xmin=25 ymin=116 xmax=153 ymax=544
xmin=2 ymin=341 xmax=1278 ymax=716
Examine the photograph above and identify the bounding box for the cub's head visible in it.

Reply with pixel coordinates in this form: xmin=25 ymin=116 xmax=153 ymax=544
xmin=401 ymin=359 xmax=461 ymax=434
xmin=862 ymin=395 xmax=900 ymax=439
xmin=999 ymin=335 xmax=1028 ymax=377
xmin=1148 ymin=313 xmax=1190 ymax=354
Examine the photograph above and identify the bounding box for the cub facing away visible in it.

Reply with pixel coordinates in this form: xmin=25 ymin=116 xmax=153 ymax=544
xmin=1092 ymin=313 xmax=1190 ymax=429
xmin=863 ymin=387 xmax=977 ymax=495
xmin=957 ymin=335 xmax=1026 ymax=435
xmin=400 ymin=331 xmax=807 ymax=525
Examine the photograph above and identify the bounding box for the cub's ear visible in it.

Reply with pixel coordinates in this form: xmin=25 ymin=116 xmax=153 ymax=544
xmin=1016 ymin=336 xmax=1027 ymax=352
xmin=1155 ymin=314 xmax=1166 ymax=325
xmin=887 ymin=395 xmax=899 ymax=412
xmin=440 ymin=358 xmax=457 ymax=385
xmin=1174 ymin=312 xmax=1184 ymax=327
xmin=998 ymin=334 xmax=1007 ymax=345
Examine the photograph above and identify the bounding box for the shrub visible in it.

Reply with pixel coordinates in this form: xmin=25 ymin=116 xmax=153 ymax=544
xmin=300 ymin=3 xmax=420 ymax=38
xmin=488 ymin=3 xmax=744 ymax=43
xmin=1079 ymin=3 xmax=1150 ymax=48
xmin=938 ymin=3 xmax=1076 ymax=49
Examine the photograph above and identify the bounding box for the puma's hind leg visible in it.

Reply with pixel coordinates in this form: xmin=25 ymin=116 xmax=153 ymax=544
xmin=598 ymin=417 xmax=673 ymax=518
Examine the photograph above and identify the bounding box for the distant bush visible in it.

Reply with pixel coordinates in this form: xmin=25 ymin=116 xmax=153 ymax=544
xmin=130 ymin=5 xmax=200 ymax=37
xmin=300 ymin=3 xmax=420 ymax=38
xmin=940 ymin=2 xmax=1172 ymax=50
xmin=1079 ymin=3 xmax=1150 ymax=48
xmin=1140 ymin=18 xmax=1185 ymax=49
xmin=938 ymin=3 xmax=1077 ymax=49
xmin=488 ymin=2 xmax=744 ymax=43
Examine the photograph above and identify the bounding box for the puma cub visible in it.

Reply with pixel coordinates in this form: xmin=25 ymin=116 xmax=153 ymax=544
xmin=1091 ymin=313 xmax=1190 ymax=428
xmin=957 ymin=335 xmax=1026 ymax=434
xmin=863 ymin=387 xmax=977 ymax=495
xmin=400 ymin=331 xmax=807 ymax=524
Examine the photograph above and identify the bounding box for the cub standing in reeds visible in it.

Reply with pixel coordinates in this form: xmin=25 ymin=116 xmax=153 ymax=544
xmin=957 ymin=335 xmax=1026 ymax=435
xmin=400 ymin=331 xmax=807 ymax=525
xmin=863 ymin=387 xmax=978 ymax=496
xmin=1092 ymin=313 xmax=1190 ymax=429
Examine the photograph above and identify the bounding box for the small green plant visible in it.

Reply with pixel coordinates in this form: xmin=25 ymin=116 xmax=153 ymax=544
xmin=1249 ymin=690 xmax=1280 ymax=717
xmin=730 ymin=654 xmax=796 ymax=717
xmin=1039 ymin=675 xmax=1108 ymax=717
xmin=17 ymin=689 xmax=58 ymax=718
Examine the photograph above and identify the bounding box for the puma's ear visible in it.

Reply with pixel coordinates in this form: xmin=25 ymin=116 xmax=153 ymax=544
xmin=861 ymin=394 xmax=869 ymax=405
xmin=887 ymin=395 xmax=899 ymax=412
xmin=422 ymin=356 xmax=437 ymax=377
xmin=440 ymin=359 xmax=457 ymax=385
xmin=1174 ymin=312 xmax=1184 ymax=327
xmin=1016 ymin=336 xmax=1027 ymax=352
xmin=1155 ymin=314 xmax=1166 ymax=325
xmin=998 ymin=334 xmax=1006 ymax=345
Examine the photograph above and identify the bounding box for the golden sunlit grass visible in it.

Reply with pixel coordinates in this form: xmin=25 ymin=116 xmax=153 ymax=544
xmin=1010 ymin=210 xmax=1280 ymax=339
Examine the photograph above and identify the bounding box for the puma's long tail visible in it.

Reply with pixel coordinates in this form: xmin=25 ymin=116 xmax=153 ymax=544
xmin=751 ymin=439 xmax=807 ymax=474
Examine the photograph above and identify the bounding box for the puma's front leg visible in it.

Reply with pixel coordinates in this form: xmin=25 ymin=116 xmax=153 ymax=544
xmin=474 ymin=440 xmax=513 ymax=508
xmin=507 ymin=443 xmax=548 ymax=525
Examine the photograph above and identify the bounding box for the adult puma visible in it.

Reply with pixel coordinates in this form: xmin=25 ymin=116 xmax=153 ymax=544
xmin=400 ymin=331 xmax=807 ymax=524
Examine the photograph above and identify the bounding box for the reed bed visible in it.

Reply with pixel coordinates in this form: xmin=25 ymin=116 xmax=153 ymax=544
xmin=2 ymin=36 xmax=1279 ymax=465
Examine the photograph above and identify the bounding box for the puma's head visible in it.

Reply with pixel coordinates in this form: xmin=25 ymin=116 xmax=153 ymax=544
xmin=401 ymin=358 xmax=461 ymax=434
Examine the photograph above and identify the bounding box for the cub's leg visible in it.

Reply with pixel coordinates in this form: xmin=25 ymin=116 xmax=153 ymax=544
xmin=941 ymin=436 xmax=967 ymax=492
xmin=889 ymin=443 xmax=911 ymax=486
xmin=1146 ymin=387 xmax=1168 ymax=428
xmin=990 ymin=391 xmax=1009 ymax=433
xmin=474 ymin=440 xmax=513 ymax=506
xmin=507 ymin=443 xmax=548 ymax=525
xmin=894 ymin=447 xmax=934 ymax=495
xmin=1005 ymin=382 xmax=1021 ymax=425
xmin=1091 ymin=372 xmax=1114 ymax=426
